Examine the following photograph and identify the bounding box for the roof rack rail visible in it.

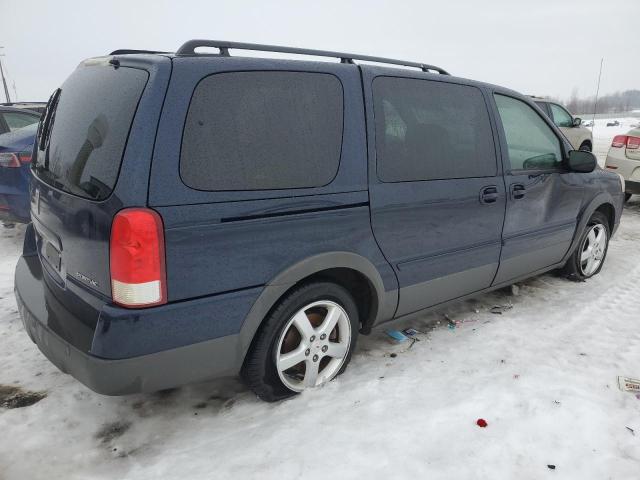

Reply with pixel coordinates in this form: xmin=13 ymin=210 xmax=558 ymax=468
xmin=175 ymin=40 xmax=450 ymax=75
xmin=109 ymin=49 xmax=170 ymax=55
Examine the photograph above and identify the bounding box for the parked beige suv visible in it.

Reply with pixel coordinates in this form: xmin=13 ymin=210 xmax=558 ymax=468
xmin=604 ymin=127 xmax=640 ymax=201
xmin=533 ymin=98 xmax=593 ymax=151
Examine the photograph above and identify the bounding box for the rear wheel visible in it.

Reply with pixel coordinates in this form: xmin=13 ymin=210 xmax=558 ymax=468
xmin=579 ymin=141 xmax=592 ymax=152
xmin=561 ymin=211 xmax=610 ymax=280
xmin=242 ymin=282 xmax=359 ymax=402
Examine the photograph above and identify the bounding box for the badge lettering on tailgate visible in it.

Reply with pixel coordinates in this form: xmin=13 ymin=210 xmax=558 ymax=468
xmin=75 ymin=272 xmax=98 ymax=287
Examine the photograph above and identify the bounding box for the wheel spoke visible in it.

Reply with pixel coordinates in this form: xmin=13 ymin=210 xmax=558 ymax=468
xmin=303 ymin=360 xmax=320 ymax=387
xmin=581 ymin=245 xmax=592 ymax=262
xmin=278 ymin=346 xmax=307 ymax=371
xmin=325 ymin=341 xmax=348 ymax=359
xmin=292 ymin=310 xmax=315 ymax=341
xmin=318 ymin=305 xmax=341 ymax=336
xmin=594 ymin=228 xmax=606 ymax=248
xmin=585 ymin=255 xmax=595 ymax=275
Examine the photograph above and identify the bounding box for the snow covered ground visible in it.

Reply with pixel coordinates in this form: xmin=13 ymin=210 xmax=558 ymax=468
xmin=1 ymin=128 xmax=639 ymax=479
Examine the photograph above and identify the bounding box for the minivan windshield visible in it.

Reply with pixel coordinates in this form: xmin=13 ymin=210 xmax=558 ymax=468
xmin=33 ymin=64 xmax=148 ymax=200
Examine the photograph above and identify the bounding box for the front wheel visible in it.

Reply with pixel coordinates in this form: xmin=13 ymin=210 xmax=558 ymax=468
xmin=561 ymin=211 xmax=610 ymax=280
xmin=579 ymin=141 xmax=592 ymax=152
xmin=242 ymin=282 xmax=359 ymax=402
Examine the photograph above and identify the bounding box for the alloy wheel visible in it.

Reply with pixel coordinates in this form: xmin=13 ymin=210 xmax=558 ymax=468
xmin=275 ymin=300 xmax=351 ymax=392
xmin=579 ymin=223 xmax=608 ymax=276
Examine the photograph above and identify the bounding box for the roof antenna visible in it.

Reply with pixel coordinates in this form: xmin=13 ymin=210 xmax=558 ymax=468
xmin=0 ymin=47 xmax=11 ymax=103
xmin=592 ymin=58 xmax=603 ymax=130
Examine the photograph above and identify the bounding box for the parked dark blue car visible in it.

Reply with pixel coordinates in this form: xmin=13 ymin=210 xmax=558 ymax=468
xmin=15 ymin=41 xmax=625 ymax=402
xmin=0 ymin=122 xmax=37 ymax=223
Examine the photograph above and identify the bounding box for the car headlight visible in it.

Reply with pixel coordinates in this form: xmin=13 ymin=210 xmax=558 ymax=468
xmin=618 ymin=173 xmax=625 ymax=193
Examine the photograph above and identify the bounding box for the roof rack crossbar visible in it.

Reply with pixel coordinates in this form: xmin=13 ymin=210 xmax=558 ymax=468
xmin=175 ymin=40 xmax=450 ymax=75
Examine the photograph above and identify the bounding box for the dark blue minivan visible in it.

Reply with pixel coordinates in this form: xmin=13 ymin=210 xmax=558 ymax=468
xmin=15 ymin=41 xmax=625 ymax=401
xmin=0 ymin=107 xmax=40 ymax=223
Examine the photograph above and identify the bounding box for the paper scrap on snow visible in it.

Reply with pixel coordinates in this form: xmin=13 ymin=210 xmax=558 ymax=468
xmin=617 ymin=376 xmax=640 ymax=393
xmin=385 ymin=330 xmax=408 ymax=343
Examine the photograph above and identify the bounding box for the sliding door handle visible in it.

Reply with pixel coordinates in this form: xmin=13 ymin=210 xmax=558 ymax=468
xmin=511 ymin=184 xmax=526 ymax=200
xmin=480 ymin=186 xmax=499 ymax=204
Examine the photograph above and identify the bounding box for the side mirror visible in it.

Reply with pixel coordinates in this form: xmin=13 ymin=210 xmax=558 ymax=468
xmin=567 ymin=149 xmax=597 ymax=173
xmin=572 ymin=117 xmax=582 ymax=127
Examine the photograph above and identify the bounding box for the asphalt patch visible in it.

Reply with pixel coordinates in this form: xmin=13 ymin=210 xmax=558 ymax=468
xmin=0 ymin=384 xmax=47 ymax=409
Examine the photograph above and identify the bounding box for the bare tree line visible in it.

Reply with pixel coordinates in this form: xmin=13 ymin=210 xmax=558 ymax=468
xmin=568 ymin=89 xmax=640 ymax=115
xmin=542 ymin=89 xmax=640 ymax=115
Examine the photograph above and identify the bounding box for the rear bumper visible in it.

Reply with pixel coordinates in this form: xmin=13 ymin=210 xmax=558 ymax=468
xmin=605 ymin=150 xmax=640 ymax=189
xmin=0 ymin=193 xmax=30 ymax=223
xmin=625 ymin=180 xmax=640 ymax=195
xmin=0 ymin=208 xmax=26 ymax=224
xmin=15 ymin=255 xmax=255 ymax=395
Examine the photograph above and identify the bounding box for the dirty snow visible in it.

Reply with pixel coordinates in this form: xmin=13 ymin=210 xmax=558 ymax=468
xmin=1 ymin=128 xmax=639 ymax=480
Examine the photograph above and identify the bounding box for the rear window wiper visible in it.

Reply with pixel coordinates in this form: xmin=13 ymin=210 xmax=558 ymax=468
xmin=36 ymin=88 xmax=61 ymax=171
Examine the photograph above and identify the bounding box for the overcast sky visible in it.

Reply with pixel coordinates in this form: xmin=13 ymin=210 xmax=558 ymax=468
xmin=0 ymin=0 xmax=637 ymax=103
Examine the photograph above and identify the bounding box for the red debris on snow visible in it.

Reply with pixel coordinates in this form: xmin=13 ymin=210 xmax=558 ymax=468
xmin=476 ymin=418 xmax=488 ymax=428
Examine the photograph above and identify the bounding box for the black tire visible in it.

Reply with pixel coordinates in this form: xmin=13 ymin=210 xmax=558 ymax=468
xmin=242 ymin=282 xmax=359 ymax=402
xmin=579 ymin=141 xmax=592 ymax=152
xmin=624 ymin=193 xmax=632 ymax=203
xmin=561 ymin=211 xmax=610 ymax=280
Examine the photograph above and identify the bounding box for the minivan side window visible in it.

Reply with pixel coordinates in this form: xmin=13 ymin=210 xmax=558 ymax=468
xmin=549 ymin=103 xmax=573 ymax=128
xmin=372 ymin=77 xmax=496 ymax=182
xmin=180 ymin=71 xmax=343 ymax=191
xmin=494 ymin=94 xmax=563 ymax=171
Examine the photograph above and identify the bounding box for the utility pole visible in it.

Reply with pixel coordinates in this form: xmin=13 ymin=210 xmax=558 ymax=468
xmin=0 ymin=47 xmax=11 ymax=103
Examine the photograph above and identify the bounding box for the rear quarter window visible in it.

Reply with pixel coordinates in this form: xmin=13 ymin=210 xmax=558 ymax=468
xmin=34 ymin=65 xmax=148 ymax=200
xmin=180 ymin=71 xmax=344 ymax=191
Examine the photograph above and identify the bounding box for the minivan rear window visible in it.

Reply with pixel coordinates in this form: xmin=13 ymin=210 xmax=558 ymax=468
xmin=33 ymin=65 xmax=148 ymax=200
xmin=180 ymin=71 xmax=343 ymax=191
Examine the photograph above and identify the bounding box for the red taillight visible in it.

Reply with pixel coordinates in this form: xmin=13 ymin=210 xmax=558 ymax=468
xmin=0 ymin=151 xmax=32 ymax=168
xmin=110 ymin=208 xmax=167 ymax=308
xmin=612 ymin=135 xmax=627 ymax=148
xmin=0 ymin=153 xmax=20 ymax=168
xmin=611 ymin=135 xmax=640 ymax=149
xmin=627 ymin=136 xmax=640 ymax=150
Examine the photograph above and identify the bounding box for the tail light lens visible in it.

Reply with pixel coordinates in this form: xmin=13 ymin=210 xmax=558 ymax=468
xmin=110 ymin=208 xmax=167 ymax=308
xmin=612 ymin=135 xmax=627 ymax=148
xmin=0 ymin=153 xmax=20 ymax=168
xmin=627 ymin=136 xmax=640 ymax=150
xmin=611 ymin=135 xmax=640 ymax=149
xmin=18 ymin=152 xmax=32 ymax=163
xmin=0 ymin=151 xmax=32 ymax=168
